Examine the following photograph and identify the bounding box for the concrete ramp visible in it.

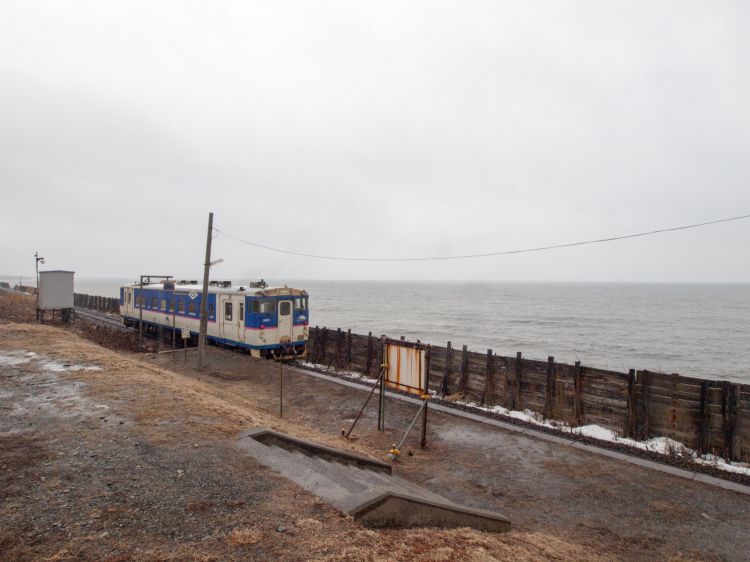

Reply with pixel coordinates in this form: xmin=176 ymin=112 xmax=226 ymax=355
xmin=237 ymin=428 xmax=510 ymax=532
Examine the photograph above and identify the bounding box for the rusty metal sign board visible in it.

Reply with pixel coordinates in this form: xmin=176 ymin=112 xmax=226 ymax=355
xmin=385 ymin=340 xmax=427 ymax=396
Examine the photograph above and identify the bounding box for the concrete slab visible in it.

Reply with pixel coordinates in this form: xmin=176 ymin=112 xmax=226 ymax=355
xmin=237 ymin=427 xmax=511 ymax=532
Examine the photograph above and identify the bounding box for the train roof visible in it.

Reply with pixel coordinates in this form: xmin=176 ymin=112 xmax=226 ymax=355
xmin=123 ymin=281 xmax=307 ymax=297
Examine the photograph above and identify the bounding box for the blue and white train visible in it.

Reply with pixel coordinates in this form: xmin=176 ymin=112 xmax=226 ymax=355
xmin=119 ymin=280 xmax=309 ymax=358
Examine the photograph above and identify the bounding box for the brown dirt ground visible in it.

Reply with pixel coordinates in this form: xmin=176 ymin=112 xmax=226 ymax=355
xmin=0 ymin=293 xmax=743 ymax=561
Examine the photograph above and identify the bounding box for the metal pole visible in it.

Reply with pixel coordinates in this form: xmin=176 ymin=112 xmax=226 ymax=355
xmin=378 ymin=340 xmax=387 ymax=431
xmin=138 ymin=275 xmax=144 ymax=352
xmin=279 ymin=360 xmax=283 ymax=418
xmin=421 ymin=348 xmax=430 ymax=449
xmin=198 ymin=212 xmax=214 ymax=370
xmin=34 ymin=252 xmax=39 ymax=319
xmin=34 ymin=252 xmax=44 ymax=321
xmin=388 ymin=398 xmax=428 ymax=462
xmin=172 ymin=288 xmax=176 ymax=359
xmin=344 ymin=367 xmax=385 ymax=439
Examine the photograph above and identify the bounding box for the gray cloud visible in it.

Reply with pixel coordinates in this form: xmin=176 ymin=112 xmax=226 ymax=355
xmin=1 ymin=1 xmax=748 ymax=281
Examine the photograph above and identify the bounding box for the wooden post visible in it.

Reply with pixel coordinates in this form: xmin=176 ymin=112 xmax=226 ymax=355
xmin=697 ymin=379 xmax=711 ymax=454
xmin=457 ymin=344 xmax=469 ymax=396
xmin=625 ymin=369 xmax=637 ymax=438
xmin=311 ymin=326 xmax=320 ymax=363
xmin=636 ymin=370 xmax=651 ymax=440
xmin=346 ymin=329 xmax=352 ymax=371
xmin=440 ymin=341 xmax=452 ymax=396
xmin=366 ymin=332 xmax=373 ymax=376
xmin=545 ymin=356 xmax=556 ymax=419
xmin=721 ymin=382 xmax=740 ymax=461
xmin=335 ymin=328 xmax=343 ymax=371
xmin=482 ymin=349 xmax=495 ymax=406
xmin=509 ymin=352 xmax=523 ymax=411
xmin=320 ymin=327 xmax=329 ymax=367
xmin=573 ymin=361 xmax=584 ymax=426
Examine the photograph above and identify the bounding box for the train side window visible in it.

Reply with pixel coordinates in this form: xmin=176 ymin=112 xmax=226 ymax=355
xmin=151 ymin=297 xmax=158 ymax=309
xmin=239 ymin=303 xmax=244 ymax=320
xmin=188 ymin=301 xmax=196 ymax=315
xmin=279 ymin=301 xmax=291 ymax=316
xmin=178 ymin=300 xmax=185 ymax=313
xmin=208 ymin=303 xmax=214 ymax=318
xmin=127 ymin=292 xmax=131 ymax=305
xmin=251 ymin=300 xmax=275 ymax=314
xmin=169 ymin=299 xmax=175 ymax=312
xmin=225 ymin=302 xmax=233 ymax=321
xmin=161 ymin=299 xmax=167 ymax=310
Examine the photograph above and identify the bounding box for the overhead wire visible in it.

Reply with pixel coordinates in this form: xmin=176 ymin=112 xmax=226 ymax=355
xmin=212 ymin=213 xmax=750 ymax=262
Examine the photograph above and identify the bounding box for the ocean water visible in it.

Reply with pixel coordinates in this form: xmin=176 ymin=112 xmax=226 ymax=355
xmin=12 ymin=277 xmax=750 ymax=384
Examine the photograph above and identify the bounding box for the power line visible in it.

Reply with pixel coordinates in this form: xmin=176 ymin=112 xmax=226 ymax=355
xmin=213 ymin=213 xmax=750 ymax=262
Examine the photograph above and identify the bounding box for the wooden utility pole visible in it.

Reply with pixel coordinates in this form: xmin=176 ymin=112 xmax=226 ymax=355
xmin=198 ymin=212 xmax=214 ymax=370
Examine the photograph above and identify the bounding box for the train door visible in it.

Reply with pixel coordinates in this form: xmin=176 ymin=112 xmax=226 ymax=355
xmin=277 ymin=299 xmax=293 ymax=344
xmin=219 ymin=294 xmax=245 ymax=343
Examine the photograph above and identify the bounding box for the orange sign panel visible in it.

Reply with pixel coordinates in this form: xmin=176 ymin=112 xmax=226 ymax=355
xmin=385 ymin=343 xmax=426 ymax=395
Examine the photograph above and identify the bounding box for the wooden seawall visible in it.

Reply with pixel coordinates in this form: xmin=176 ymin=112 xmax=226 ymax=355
xmin=74 ymin=293 xmax=120 ymax=314
xmin=71 ymin=293 xmax=748 ymax=464
xmin=307 ymin=326 xmax=749 ymax=464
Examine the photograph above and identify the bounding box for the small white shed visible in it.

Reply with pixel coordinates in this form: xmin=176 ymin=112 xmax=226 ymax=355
xmin=39 ymin=270 xmax=75 ymax=310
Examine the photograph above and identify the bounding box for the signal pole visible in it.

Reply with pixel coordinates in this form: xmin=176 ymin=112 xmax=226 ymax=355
xmin=198 ymin=212 xmax=214 ymax=370
xmin=34 ymin=252 xmax=45 ymax=321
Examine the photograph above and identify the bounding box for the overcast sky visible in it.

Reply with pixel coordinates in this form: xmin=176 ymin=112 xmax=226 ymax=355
xmin=1 ymin=1 xmax=748 ymax=282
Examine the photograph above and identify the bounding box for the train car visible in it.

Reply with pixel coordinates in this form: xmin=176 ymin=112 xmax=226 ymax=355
xmin=119 ymin=279 xmax=309 ymax=358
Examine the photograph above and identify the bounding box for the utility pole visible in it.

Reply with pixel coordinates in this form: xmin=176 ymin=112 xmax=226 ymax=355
xmin=198 ymin=212 xmax=214 ymax=370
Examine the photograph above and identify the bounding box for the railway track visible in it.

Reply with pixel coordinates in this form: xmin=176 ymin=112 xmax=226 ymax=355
xmin=74 ymin=307 xmax=132 ymax=332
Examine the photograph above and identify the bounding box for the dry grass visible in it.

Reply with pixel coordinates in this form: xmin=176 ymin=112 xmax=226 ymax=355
xmin=226 ymin=525 xmax=263 ymax=546
xmin=0 ymin=321 xmax=646 ymax=561
xmin=0 ymin=291 xmax=36 ymax=323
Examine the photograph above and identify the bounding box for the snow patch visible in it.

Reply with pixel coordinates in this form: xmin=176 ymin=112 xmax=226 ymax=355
xmin=0 ymin=350 xmax=36 ymax=366
xmin=39 ymin=360 xmax=102 ymax=373
xmin=299 ymin=361 xmax=750 ymax=477
xmin=299 ymin=360 xmax=379 ymax=385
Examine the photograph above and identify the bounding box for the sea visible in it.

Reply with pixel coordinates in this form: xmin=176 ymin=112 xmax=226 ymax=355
xmin=6 ymin=277 xmax=749 ymax=384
